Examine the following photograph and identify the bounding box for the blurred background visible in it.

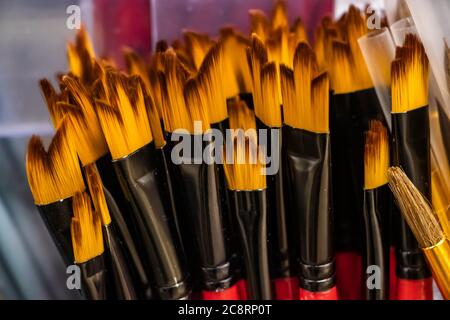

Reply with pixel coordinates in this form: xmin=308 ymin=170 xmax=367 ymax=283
xmin=0 ymin=0 xmax=428 ymax=299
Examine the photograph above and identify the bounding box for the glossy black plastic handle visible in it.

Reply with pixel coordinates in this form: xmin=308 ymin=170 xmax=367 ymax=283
xmin=233 ymin=190 xmax=272 ymax=300
xmin=392 ymin=107 xmax=431 ymax=279
xmin=284 ymin=127 xmax=335 ymax=292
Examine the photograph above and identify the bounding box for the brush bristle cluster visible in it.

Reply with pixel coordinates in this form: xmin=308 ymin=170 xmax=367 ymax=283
xmin=280 ymin=43 xmax=329 ymax=133
xmin=388 ymin=167 xmax=444 ymax=248
xmin=223 ymin=138 xmax=267 ymax=191
xmin=312 ymin=6 xmax=374 ymax=94
xmin=95 ymin=72 xmax=153 ymax=160
xmin=85 ymin=164 xmax=111 ymax=226
xmin=71 ymin=191 xmax=104 ymax=263
xmin=391 ymin=34 xmax=429 ymax=114
xmin=26 ymin=119 xmax=85 ymax=205
xmin=364 ymin=121 xmax=389 ymax=190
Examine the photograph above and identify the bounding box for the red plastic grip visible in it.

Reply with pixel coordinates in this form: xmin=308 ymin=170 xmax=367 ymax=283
xmin=202 ymin=284 xmax=240 ymax=300
xmin=299 ymin=286 xmax=338 ymax=300
xmin=389 ymin=246 xmax=398 ymax=300
xmin=273 ymin=277 xmax=299 ymax=300
xmin=396 ymin=278 xmax=433 ymax=300
xmin=237 ymin=279 xmax=248 ymax=300
xmin=336 ymin=251 xmax=361 ymax=300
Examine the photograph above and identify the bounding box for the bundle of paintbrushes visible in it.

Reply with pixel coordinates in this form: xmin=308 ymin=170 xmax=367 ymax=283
xmin=24 ymin=1 xmax=449 ymax=300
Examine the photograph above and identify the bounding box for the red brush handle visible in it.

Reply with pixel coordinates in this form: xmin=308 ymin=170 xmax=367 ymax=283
xmin=299 ymin=286 xmax=338 ymax=300
xmin=237 ymin=279 xmax=247 ymax=300
xmin=389 ymin=246 xmax=398 ymax=300
xmin=202 ymin=284 xmax=240 ymax=300
xmin=336 ymin=251 xmax=361 ymax=300
xmin=273 ymin=277 xmax=299 ymax=300
xmin=396 ymin=278 xmax=433 ymax=300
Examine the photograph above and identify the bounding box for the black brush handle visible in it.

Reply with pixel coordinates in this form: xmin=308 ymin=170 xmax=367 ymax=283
xmin=103 ymin=187 xmax=152 ymax=299
xmin=174 ymin=134 xmax=235 ymax=291
xmin=284 ymin=127 xmax=335 ymax=292
xmin=103 ymin=224 xmax=137 ymax=300
xmin=362 ymin=187 xmax=390 ymax=300
xmin=232 ymin=190 xmax=272 ymax=300
xmin=38 ymin=199 xmax=74 ymax=266
xmin=114 ymin=143 xmax=190 ymax=299
xmin=392 ymin=107 xmax=431 ymax=280
xmin=80 ymin=255 xmax=107 ymax=300
xmin=256 ymin=120 xmax=292 ymax=281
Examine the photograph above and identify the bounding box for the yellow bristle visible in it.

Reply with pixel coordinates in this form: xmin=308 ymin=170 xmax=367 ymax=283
xmin=26 ymin=136 xmax=59 ymax=205
xmin=26 ymin=119 xmax=85 ymax=205
xmin=39 ymin=79 xmax=65 ymax=128
xmin=223 ymin=138 xmax=266 ymax=191
xmin=76 ymin=26 xmax=95 ymax=60
xmin=220 ymin=33 xmax=243 ymax=99
xmin=95 ymin=101 xmax=128 ymax=160
xmin=293 ymin=42 xmax=319 ymax=119
xmin=123 ymin=48 xmax=152 ymax=90
xmin=330 ymin=40 xmax=354 ymax=94
xmin=50 ymin=119 xmax=86 ymax=199
xmin=364 ymin=120 xmax=389 ymax=190
xmin=149 ymin=68 xmax=165 ymax=117
xmin=339 ymin=6 xmax=373 ymax=90
xmin=391 ymin=34 xmax=429 ymax=113
xmin=184 ymin=31 xmax=214 ymax=70
xmin=85 ymin=164 xmax=111 ymax=226
xmin=127 ymin=76 xmax=154 ymax=143
xmin=292 ymin=18 xmax=308 ymax=44
xmin=431 ymin=168 xmax=450 ymax=238
xmin=64 ymin=104 xmax=108 ymax=166
xmin=67 ymin=27 xmax=96 ymax=85
xmin=162 ymin=49 xmax=192 ymax=132
xmin=249 ymin=9 xmax=269 ymax=43
xmin=271 ymin=0 xmax=289 ymax=30
xmin=233 ymin=34 xmax=253 ymax=93
xmin=62 ymin=76 xmax=108 ymax=155
xmin=310 ymin=72 xmax=330 ymax=133
xmin=67 ymin=42 xmax=82 ymax=79
xmin=388 ymin=167 xmax=444 ymax=248
xmin=197 ymin=43 xmax=228 ymax=124
xmin=143 ymin=84 xmax=166 ymax=148
xmin=96 ymin=73 xmax=153 ymax=159
xmin=259 ymin=62 xmax=282 ymax=127
xmin=183 ymin=78 xmax=211 ymax=133
xmin=314 ymin=17 xmax=338 ymax=73
xmin=247 ymin=34 xmax=269 ymax=118
xmin=228 ymin=99 xmax=257 ymax=131
xmin=71 ymin=191 xmax=104 ymax=264
xmin=280 ymin=64 xmax=296 ymax=127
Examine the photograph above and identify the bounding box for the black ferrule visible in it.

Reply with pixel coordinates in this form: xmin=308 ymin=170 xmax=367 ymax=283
xmin=256 ymin=119 xmax=292 ymax=280
xmin=283 ymin=127 xmax=335 ymax=292
xmin=80 ymin=254 xmax=107 ymax=300
xmin=232 ymin=190 xmax=272 ymax=300
xmin=103 ymin=187 xmax=152 ymax=299
xmin=392 ymin=107 xmax=431 ymax=280
xmin=168 ymin=134 xmax=235 ymax=291
xmin=103 ymin=224 xmax=137 ymax=300
xmin=38 ymin=198 xmax=74 ymax=266
xmin=362 ymin=187 xmax=390 ymax=300
xmin=331 ymin=89 xmax=386 ymax=253
xmin=113 ymin=142 xmax=190 ymax=299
